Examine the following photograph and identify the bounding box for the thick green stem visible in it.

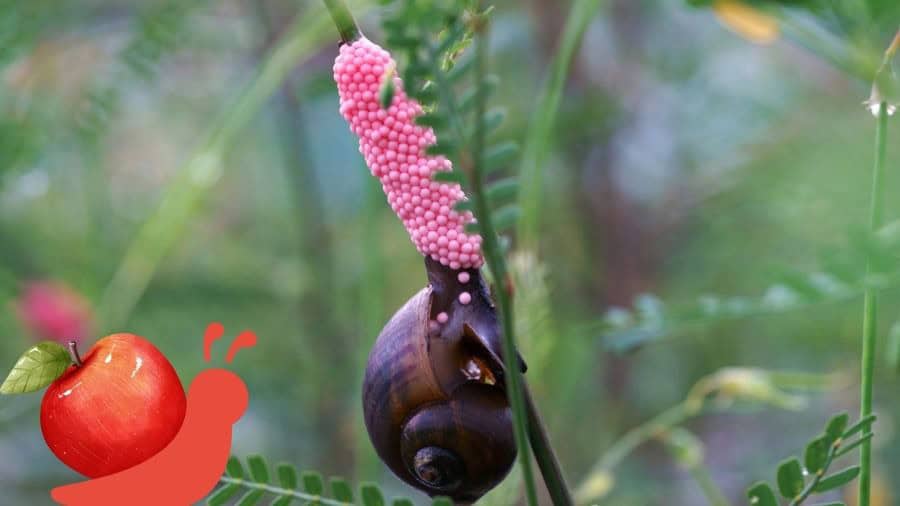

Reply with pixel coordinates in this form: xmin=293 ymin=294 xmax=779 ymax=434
xmin=322 ymin=0 xmax=361 ymax=44
xmin=859 ymin=101 xmax=889 ymax=506
xmin=468 ymin=21 xmax=541 ymax=506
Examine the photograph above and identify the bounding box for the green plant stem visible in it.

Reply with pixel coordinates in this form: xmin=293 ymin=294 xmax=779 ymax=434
xmin=575 ymin=403 xmax=696 ymax=502
xmin=467 ymin=20 xmax=540 ymax=506
xmin=688 ymin=465 xmax=730 ymax=506
xmin=517 ymin=0 xmax=601 ymax=249
xmin=790 ymin=442 xmax=838 ymax=505
xmin=858 ymin=101 xmax=889 ymax=506
xmin=97 ymin=9 xmax=335 ymax=329
xmin=322 ymin=0 xmax=361 ymax=44
xmin=523 ymin=379 xmax=574 ymax=506
xmin=596 ymin=403 xmax=694 ymax=472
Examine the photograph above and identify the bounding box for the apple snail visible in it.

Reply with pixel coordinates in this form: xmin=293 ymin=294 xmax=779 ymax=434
xmin=334 ymin=36 xmax=523 ymax=502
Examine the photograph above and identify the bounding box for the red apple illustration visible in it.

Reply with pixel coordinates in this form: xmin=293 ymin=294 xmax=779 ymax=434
xmin=0 ymin=333 xmax=187 ymax=478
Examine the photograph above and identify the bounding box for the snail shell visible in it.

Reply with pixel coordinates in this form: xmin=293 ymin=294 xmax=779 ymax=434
xmin=362 ymin=259 xmax=522 ymax=503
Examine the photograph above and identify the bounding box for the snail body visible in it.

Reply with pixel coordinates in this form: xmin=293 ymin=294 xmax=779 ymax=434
xmin=363 ymin=259 xmax=521 ymax=503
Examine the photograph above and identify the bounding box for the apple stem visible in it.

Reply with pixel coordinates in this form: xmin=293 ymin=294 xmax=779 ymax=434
xmin=67 ymin=340 xmax=83 ymax=367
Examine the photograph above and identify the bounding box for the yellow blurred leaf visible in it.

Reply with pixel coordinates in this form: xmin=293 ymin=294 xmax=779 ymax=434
xmin=712 ymin=0 xmax=780 ymax=45
xmin=574 ymin=471 xmax=614 ymax=505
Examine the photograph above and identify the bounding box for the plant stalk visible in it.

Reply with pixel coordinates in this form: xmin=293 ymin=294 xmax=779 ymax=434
xmin=859 ymin=101 xmax=889 ymax=506
xmin=523 ymin=380 xmax=574 ymax=506
xmin=688 ymin=465 xmax=730 ymax=506
xmin=517 ymin=0 xmax=601 ymax=250
xmin=322 ymin=0 xmax=361 ymax=44
xmin=467 ymin=19 xmax=541 ymax=506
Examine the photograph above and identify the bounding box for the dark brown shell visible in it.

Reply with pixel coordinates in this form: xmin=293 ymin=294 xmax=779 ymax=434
xmin=362 ymin=260 xmax=519 ymax=503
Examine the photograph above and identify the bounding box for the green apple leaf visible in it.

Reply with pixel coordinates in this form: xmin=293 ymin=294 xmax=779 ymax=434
xmin=0 ymin=341 xmax=72 ymax=395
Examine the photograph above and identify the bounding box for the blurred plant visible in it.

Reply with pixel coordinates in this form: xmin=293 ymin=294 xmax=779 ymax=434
xmin=664 ymin=428 xmax=730 ymax=506
xmin=13 ymin=280 xmax=94 ymax=344
xmin=688 ymin=0 xmax=899 ymax=82
xmin=76 ymin=0 xmax=208 ymax=141
xmin=708 ymin=0 xmax=781 ymax=45
xmin=510 ymin=252 xmax=556 ymax=381
xmin=746 ymin=412 xmax=876 ymax=506
xmin=574 ymin=367 xmax=838 ymax=504
xmin=209 ymin=454 xmax=454 ymax=506
xmin=516 ymin=0 xmax=601 ymax=250
xmin=97 ymin=8 xmax=338 ymax=329
xmin=596 ymin=218 xmax=900 ymax=351
xmin=864 ymin=29 xmax=899 ymax=116
xmin=855 ymin=31 xmax=894 ymax=503
xmin=590 ymin=25 xmax=899 ymax=506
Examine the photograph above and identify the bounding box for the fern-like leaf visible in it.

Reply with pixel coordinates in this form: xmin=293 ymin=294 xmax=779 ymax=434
xmin=596 ymin=222 xmax=900 ymax=351
xmin=208 ymin=454 xmax=447 ymax=506
xmin=747 ymin=412 xmax=875 ymax=505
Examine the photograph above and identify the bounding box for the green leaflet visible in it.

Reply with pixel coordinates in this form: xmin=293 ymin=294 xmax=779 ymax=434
xmin=746 ymin=413 xmax=875 ymax=505
xmin=0 ymin=341 xmax=72 ymax=395
xmin=210 ymin=454 xmax=430 ymax=506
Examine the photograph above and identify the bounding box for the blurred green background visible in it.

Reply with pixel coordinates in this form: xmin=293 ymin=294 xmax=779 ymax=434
xmin=0 ymin=0 xmax=899 ymax=504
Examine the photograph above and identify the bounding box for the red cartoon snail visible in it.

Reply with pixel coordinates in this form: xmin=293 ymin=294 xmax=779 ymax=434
xmin=0 ymin=322 xmax=254 ymax=505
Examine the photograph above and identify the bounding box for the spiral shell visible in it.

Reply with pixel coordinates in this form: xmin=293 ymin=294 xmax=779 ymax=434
xmin=362 ymin=260 xmax=519 ymax=502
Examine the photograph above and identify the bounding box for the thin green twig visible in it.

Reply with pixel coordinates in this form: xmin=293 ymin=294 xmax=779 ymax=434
xmin=688 ymin=465 xmax=730 ymax=506
xmin=858 ymin=100 xmax=889 ymax=506
xmin=790 ymin=416 xmax=875 ymax=505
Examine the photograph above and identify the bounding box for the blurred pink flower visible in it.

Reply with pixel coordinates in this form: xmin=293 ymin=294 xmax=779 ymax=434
xmin=14 ymin=281 xmax=94 ymax=343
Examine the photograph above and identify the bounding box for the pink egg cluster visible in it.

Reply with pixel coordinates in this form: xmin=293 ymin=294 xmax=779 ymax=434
xmin=333 ymin=37 xmax=483 ymax=270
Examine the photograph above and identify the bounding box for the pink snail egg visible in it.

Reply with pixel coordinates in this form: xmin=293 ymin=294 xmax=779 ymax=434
xmin=334 ymin=37 xmax=484 ymax=269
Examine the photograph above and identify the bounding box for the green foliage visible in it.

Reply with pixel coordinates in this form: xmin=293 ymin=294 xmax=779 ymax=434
xmin=76 ymin=0 xmax=207 ymax=140
xmin=209 ymin=455 xmax=453 ymax=506
xmin=888 ymin=321 xmax=900 ymax=373
xmin=747 ymin=482 xmax=779 ymax=506
xmin=378 ymin=0 xmax=521 ymax=238
xmin=0 ymin=112 xmax=44 ymax=179
xmin=0 ymin=0 xmax=55 ymax=69
xmin=597 ymin=222 xmax=900 ymax=350
xmin=747 ymin=412 xmax=874 ymax=505
xmin=0 ymin=341 xmax=71 ymax=394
